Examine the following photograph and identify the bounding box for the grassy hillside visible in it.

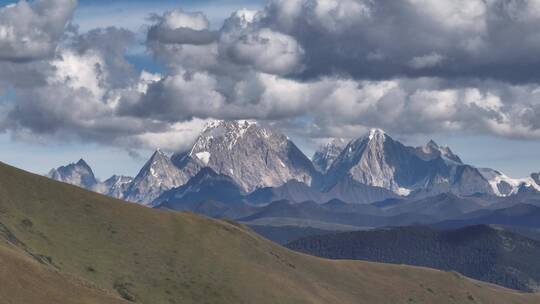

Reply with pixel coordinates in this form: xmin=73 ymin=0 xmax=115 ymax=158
xmin=0 ymin=242 xmax=127 ymax=303
xmin=0 ymin=161 xmax=539 ymax=304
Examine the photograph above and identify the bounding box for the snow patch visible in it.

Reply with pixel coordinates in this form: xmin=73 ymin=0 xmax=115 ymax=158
xmin=196 ymin=151 xmax=211 ymax=165
xmin=150 ymin=167 xmax=158 ymax=178
xmin=479 ymin=168 xmax=540 ymax=196
xmin=396 ymin=187 xmax=411 ymax=196
xmin=368 ymin=128 xmax=385 ymax=140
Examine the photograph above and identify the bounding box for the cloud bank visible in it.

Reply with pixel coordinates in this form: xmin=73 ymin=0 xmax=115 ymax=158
xmin=2 ymin=0 xmax=540 ymax=153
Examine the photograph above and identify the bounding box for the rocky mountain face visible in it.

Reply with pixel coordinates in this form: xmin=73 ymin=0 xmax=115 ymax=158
xmin=172 ymin=120 xmax=318 ymax=193
xmin=98 ymin=175 xmax=133 ymax=199
xmin=531 ymin=172 xmax=540 ymax=186
xmin=325 ymin=129 xmax=495 ymax=197
xmin=154 ymin=167 xmax=245 ymax=207
xmin=123 ymin=149 xmax=190 ymax=205
xmin=47 ymin=159 xmax=98 ymax=190
xmin=312 ymin=138 xmax=348 ymax=173
xmin=413 ymin=140 xmax=462 ymax=163
xmin=48 ymin=159 xmax=134 ymax=200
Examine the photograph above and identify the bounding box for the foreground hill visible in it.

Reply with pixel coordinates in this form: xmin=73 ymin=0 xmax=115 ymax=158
xmin=287 ymin=225 xmax=540 ymax=292
xmin=0 ymin=162 xmax=539 ymax=303
xmin=0 ymin=244 xmax=127 ymax=303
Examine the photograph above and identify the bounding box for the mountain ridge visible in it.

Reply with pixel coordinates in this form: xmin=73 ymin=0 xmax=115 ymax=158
xmin=46 ymin=122 xmax=540 ymax=206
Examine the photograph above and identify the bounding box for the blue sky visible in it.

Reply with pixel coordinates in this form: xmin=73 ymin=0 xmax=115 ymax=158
xmin=1 ymin=0 xmax=540 ymax=180
xmin=73 ymin=0 xmax=264 ymax=31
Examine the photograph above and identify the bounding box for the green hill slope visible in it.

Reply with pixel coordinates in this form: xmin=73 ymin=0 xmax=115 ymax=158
xmin=0 ymin=244 xmax=128 ymax=304
xmin=0 ymin=161 xmax=539 ymax=304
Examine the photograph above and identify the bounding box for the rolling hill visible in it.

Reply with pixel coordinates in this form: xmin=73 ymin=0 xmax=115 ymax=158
xmin=1 ymin=161 xmax=539 ymax=303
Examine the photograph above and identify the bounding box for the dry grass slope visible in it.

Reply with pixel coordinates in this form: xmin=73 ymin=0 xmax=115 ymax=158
xmin=0 ymin=161 xmax=538 ymax=304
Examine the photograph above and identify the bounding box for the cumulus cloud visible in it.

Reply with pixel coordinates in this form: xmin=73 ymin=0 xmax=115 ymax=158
xmin=147 ymin=9 xmax=218 ymax=45
xmin=261 ymin=0 xmax=540 ymax=82
xmin=310 ymin=78 xmax=540 ymax=141
xmin=3 ymin=0 xmax=540 ymax=155
xmin=223 ymin=28 xmax=304 ymax=75
xmin=0 ymin=0 xmax=76 ymax=61
xmin=0 ymin=5 xmax=197 ymax=152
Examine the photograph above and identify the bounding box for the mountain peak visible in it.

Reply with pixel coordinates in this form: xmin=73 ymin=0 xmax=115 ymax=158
xmin=178 ymin=119 xmax=315 ymax=192
xmin=418 ymin=140 xmax=462 ymax=164
xmin=191 ymin=120 xmax=268 ymax=160
xmin=150 ymin=148 xmax=167 ymax=159
xmin=313 ymin=138 xmax=348 ymax=173
xmin=326 ymin=130 xmax=493 ymax=196
xmin=76 ymin=158 xmax=90 ymax=167
xmin=426 ymin=139 xmax=439 ymax=148
xmin=47 ymin=159 xmax=98 ymax=190
xmin=368 ymin=128 xmax=386 ymax=141
xmin=124 ymin=150 xmax=189 ymax=205
xmin=201 ymin=119 xmax=258 ymax=134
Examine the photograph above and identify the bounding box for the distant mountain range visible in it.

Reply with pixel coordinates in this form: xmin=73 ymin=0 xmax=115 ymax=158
xmin=47 ymin=119 xmax=540 ymax=208
xmin=286 ymin=225 xmax=540 ymax=292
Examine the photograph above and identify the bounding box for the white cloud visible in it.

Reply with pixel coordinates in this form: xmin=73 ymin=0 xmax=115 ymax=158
xmin=49 ymin=49 xmax=107 ymax=99
xmin=408 ymin=0 xmax=486 ymax=31
xmin=0 ymin=0 xmax=76 ymax=61
xmin=162 ymin=9 xmax=210 ymax=31
xmin=5 ymin=0 xmax=540 ymax=155
xmin=309 ymin=0 xmax=373 ymax=32
xmin=225 ymin=28 xmax=304 ymax=75
xmin=125 ymin=119 xmax=209 ymax=151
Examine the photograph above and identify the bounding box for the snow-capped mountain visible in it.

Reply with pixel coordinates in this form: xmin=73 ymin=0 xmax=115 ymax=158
xmin=47 ymin=123 xmax=540 ymax=206
xmin=312 ymin=138 xmax=348 ymax=173
xmin=47 ymin=159 xmax=134 ymax=198
xmin=98 ymin=175 xmax=133 ymax=199
xmin=172 ymin=120 xmax=318 ymax=193
xmin=123 ymin=149 xmax=192 ymax=205
xmin=325 ymin=129 xmax=494 ymax=197
xmin=47 ymin=159 xmax=98 ymax=190
xmin=479 ymin=168 xmax=540 ymax=196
